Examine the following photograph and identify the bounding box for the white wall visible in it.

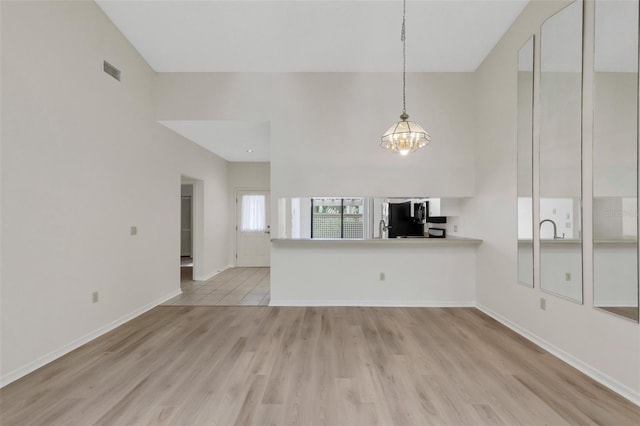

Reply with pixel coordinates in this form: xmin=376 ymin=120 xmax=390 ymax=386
xmin=1 ymin=0 xmax=231 ymax=385
xmin=227 ymin=162 xmax=271 ymax=264
xmin=228 ymin=162 xmax=271 ymax=191
xmin=156 ymin=72 xmax=477 ymax=198
xmin=470 ymin=0 xmax=640 ymax=404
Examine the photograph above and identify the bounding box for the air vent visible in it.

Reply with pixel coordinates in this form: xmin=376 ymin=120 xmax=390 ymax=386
xmin=103 ymin=60 xmax=121 ymax=81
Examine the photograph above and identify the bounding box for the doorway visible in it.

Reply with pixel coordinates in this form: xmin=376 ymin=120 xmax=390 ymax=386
xmin=180 ymin=177 xmax=203 ymax=283
xmin=236 ymin=190 xmax=271 ymax=267
xmin=180 ymin=183 xmax=194 ymax=281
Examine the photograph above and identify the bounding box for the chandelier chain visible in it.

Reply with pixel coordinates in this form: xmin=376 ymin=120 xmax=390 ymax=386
xmin=401 ymin=0 xmax=406 ymax=115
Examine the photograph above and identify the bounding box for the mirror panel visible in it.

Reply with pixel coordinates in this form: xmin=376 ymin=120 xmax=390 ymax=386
xmin=539 ymin=0 xmax=583 ymax=302
xmin=518 ymin=36 xmax=535 ymax=287
xmin=593 ymin=0 xmax=639 ymax=321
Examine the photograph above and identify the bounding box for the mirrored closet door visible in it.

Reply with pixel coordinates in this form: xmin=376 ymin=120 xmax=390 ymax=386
xmin=592 ymin=0 xmax=639 ymax=321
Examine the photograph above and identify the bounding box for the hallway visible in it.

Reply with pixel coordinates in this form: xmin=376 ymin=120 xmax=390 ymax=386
xmin=164 ymin=267 xmax=270 ymax=306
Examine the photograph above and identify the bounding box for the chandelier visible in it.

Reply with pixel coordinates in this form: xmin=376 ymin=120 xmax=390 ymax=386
xmin=380 ymin=0 xmax=431 ymax=155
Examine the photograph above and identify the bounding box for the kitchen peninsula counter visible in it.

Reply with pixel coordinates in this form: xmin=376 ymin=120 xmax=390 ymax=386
xmin=271 ymin=236 xmax=482 ymax=245
xmin=270 ymin=236 xmax=481 ymax=307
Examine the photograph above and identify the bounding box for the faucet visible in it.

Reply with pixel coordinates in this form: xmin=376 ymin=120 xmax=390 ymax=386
xmin=540 ymin=219 xmax=564 ymax=239
xmin=379 ymin=219 xmax=389 ymax=239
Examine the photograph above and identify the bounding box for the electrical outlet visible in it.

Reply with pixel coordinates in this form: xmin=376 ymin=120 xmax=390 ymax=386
xmin=130 ymin=226 xmax=137 ymax=236
xmin=92 ymin=291 xmax=99 ymax=304
xmin=380 ymin=272 xmax=385 ymax=281
xmin=565 ymin=272 xmax=571 ymax=281
xmin=453 ymin=225 xmax=458 ymax=233
xmin=540 ymin=298 xmax=546 ymax=311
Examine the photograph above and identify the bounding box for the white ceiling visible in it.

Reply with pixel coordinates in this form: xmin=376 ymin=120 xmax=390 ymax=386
xmin=96 ymin=0 xmax=529 ymax=73
xmin=99 ymin=0 xmax=530 ymax=162
xmin=160 ymin=120 xmax=271 ymax=162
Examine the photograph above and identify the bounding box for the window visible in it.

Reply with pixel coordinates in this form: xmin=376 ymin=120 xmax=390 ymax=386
xmin=311 ymin=198 xmax=364 ymax=239
xmin=241 ymin=195 xmax=266 ymax=231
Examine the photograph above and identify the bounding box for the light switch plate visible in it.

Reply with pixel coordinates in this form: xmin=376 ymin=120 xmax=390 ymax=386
xmin=130 ymin=226 xmax=137 ymax=236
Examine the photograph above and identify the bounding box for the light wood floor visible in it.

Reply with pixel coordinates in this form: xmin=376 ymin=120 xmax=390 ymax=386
xmin=1 ymin=307 xmax=639 ymax=425
xmin=598 ymin=306 xmax=639 ymax=322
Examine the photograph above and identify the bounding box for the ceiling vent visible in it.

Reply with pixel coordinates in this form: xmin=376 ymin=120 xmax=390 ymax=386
xmin=103 ymin=60 xmax=121 ymax=81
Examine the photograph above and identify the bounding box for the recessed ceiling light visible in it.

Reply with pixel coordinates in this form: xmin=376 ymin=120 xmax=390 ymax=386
xmin=246 ymin=149 xmax=254 ymax=153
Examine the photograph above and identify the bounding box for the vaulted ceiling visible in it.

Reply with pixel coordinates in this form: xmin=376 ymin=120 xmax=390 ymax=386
xmin=97 ymin=0 xmax=529 ymax=73
xmin=96 ymin=0 xmax=529 ymax=162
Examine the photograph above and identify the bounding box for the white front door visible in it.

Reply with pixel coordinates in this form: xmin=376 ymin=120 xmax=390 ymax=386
xmin=236 ymin=191 xmax=271 ymax=267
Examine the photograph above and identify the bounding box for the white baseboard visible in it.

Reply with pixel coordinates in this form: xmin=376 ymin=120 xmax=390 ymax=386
xmin=269 ymin=300 xmax=475 ymax=307
xmin=476 ymin=304 xmax=640 ymax=407
xmin=0 ymin=288 xmax=182 ymax=388
xmin=194 ymin=265 xmax=232 ymax=281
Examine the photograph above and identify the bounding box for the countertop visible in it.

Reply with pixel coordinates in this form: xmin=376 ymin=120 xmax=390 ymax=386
xmin=519 ymin=239 xmax=637 ymax=244
xmin=271 ymin=236 xmax=483 ymax=245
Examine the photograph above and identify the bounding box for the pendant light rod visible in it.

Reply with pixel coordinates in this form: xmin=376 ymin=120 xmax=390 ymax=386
xmin=402 ymin=0 xmax=407 ymax=117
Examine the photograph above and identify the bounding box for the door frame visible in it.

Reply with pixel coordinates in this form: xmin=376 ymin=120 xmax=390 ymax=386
xmin=181 ymin=176 xmax=204 ymax=280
